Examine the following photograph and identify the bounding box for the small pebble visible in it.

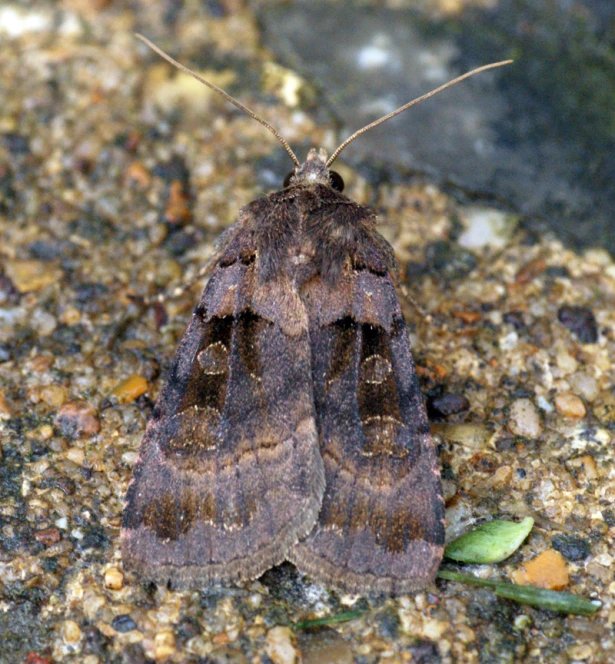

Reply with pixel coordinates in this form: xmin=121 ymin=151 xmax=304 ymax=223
xmin=555 ymin=349 xmax=578 ymax=374
xmin=507 ymin=398 xmax=542 ymax=439
xmin=554 ymin=393 xmax=586 ymax=418
xmin=40 ymin=385 xmax=69 ymax=408
xmin=551 ymin=534 xmax=591 ymax=561
xmin=104 ymin=567 xmax=124 ymax=590
xmin=457 ymin=206 xmax=517 ymax=249
xmin=266 ymin=626 xmax=297 ymax=664
xmin=111 ymin=374 xmax=149 ymax=403
xmin=557 ymin=305 xmax=598 ymax=343
xmin=297 ymin=628 xmax=353 ymax=664
xmin=212 ymin=632 xmax=230 ymax=646
xmin=490 ymin=465 xmax=513 ymax=488
xmin=511 ymin=549 xmax=569 ymax=590
xmin=31 ymin=308 xmax=57 ymax=336
xmin=125 ymin=160 xmax=151 ymax=187
xmin=34 ymin=528 xmax=61 ymax=546
xmin=63 ymin=619 xmax=82 ymax=644
xmin=428 ymin=393 xmax=470 ymax=419
xmin=0 ymin=391 xmax=13 ymax=419
xmin=515 ymin=258 xmax=546 ymax=284
xmin=4 ymin=259 xmax=62 ymax=292
xmin=433 ymin=422 xmax=492 ymax=450
xmin=526 ymin=317 xmax=553 ymax=348
xmin=592 ymin=390 xmax=615 ymax=426
xmin=66 ymin=447 xmax=86 ymax=466
xmin=59 ymin=306 xmax=81 ymax=325
xmin=568 ymin=372 xmax=599 ymax=402
xmin=29 ymin=355 xmax=54 ymax=372
xmin=568 ymin=454 xmax=599 ymax=481
xmin=54 ymin=401 xmax=100 ymax=438
xmin=165 ymin=180 xmax=191 ymax=225
xmin=209 ymin=646 xmax=247 ymax=664
xmin=423 ymin=618 xmax=450 ymax=640
xmin=111 ymin=614 xmax=137 ymax=633
xmin=154 ymin=629 xmax=176 ymax=660
xmin=25 ymin=654 xmax=52 ymax=664
xmin=567 ymin=644 xmax=595 ymax=661
xmin=82 ymin=655 xmax=100 ymax=664
xmin=408 ymin=641 xmax=440 ymax=662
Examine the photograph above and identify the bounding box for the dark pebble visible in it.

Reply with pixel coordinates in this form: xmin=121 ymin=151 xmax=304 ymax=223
xmin=551 ymin=534 xmax=591 ymax=561
xmin=75 ymin=281 xmax=108 ymax=304
xmin=28 ymin=240 xmax=64 ymax=261
xmin=176 ymin=616 xmax=201 ymax=642
xmin=0 ymin=342 xmax=12 ymax=362
xmin=408 ymin=640 xmax=441 ymax=663
xmin=375 ymin=608 xmax=400 ymax=639
xmin=153 ymin=155 xmax=191 ymax=187
xmin=204 ymin=0 xmax=227 ymax=18
xmin=602 ymin=509 xmax=615 ymax=527
xmin=503 ymin=310 xmax=526 ymax=330
xmin=111 ymin=614 xmax=138 ymax=633
xmin=0 ymin=274 xmax=20 ymax=306
xmin=545 ymin=265 xmax=570 ymax=278
xmin=78 ymin=523 xmax=110 ymax=551
xmin=164 ymin=229 xmax=199 ymax=256
xmin=52 ymin=477 xmax=77 ymax=495
xmin=428 ymin=393 xmax=470 ymax=419
xmin=83 ymin=626 xmax=112 ymax=658
xmin=2 ymin=132 xmax=30 ymax=154
xmin=405 ymin=241 xmax=478 ymax=282
xmin=557 ymin=305 xmax=598 ymax=343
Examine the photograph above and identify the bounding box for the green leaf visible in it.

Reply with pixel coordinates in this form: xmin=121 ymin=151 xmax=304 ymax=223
xmin=294 ymin=610 xmax=365 ymax=631
xmin=438 ymin=569 xmax=600 ymax=616
xmin=444 ymin=517 xmax=534 ymax=563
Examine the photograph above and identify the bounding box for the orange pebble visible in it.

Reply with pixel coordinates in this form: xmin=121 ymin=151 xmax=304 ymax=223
xmin=511 ymin=549 xmax=569 ymax=590
xmin=112 ymin=375 xmax=149 ymax=403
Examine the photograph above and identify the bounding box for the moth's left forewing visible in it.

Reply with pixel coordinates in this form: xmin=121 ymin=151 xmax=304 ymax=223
xmin=290 ymin=194 xmax=444 ymax=595
xmin=121 ymin=200 xmax=325 ymax=587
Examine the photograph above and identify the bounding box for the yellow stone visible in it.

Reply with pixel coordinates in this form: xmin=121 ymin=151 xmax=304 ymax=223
xmin=63 ymin=619 xmax=82 ymax=644
xmin=154 ymin=629 xmax=176 ymax=661
xmin=104 ymin=567 xmax=124 ymax=590
xmin=554 ymin=393 xmax=586 ymax=418
xmin=112 ymin=375 xmax=149 ymax=403
xmin=41 ymin=384 xmax=69 ymax=408
xmin=266 ymin=626 xmax=297 ymax=664
xmin=5 ymin=259 xmax=62 ymax=292
xmin=66 ymin=447 xmax=86 ymax=466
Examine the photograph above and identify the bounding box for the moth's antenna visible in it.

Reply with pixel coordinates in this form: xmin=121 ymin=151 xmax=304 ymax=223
xmin=135 ymin=33 xmax=301 ymax=168
xmin=326 ymin=60 xmax=513 ymax=167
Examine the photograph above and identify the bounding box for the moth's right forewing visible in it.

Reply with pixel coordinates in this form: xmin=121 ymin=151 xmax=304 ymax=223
xmin=121 ymin=226 xmax=324 ymax=587
xmin=290 ymin=194 xmax=445 ymax=595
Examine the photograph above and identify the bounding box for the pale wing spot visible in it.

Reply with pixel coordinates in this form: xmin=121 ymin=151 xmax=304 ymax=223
xmin=164 ymin=405 xmax=221 ymax=453
xmin=361 ymin=354 xmax=392 ymax=384
xmin=197 ymin=341 xmax=229 ymax=375
xmin=361 ymin=415 xmax=409 ymax=458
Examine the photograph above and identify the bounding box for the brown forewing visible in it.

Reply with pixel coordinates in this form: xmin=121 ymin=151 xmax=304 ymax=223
xmin=290 ymin=193 xmax=445 ymax=595
xmin=121 ymin=223 xmax=325 ymax=587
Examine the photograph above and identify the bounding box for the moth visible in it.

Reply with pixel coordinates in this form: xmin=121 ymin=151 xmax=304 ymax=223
xmin=121 ymin=35 xmax=511 ymax=594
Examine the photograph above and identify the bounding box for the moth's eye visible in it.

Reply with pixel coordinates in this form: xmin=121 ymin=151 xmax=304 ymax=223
xmin=329 ymin=170 xmax=345 ymax=192
xmin=283 ymin=171 xmax=295 ymax=188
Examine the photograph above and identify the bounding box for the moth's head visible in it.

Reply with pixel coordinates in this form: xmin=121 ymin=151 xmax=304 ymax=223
xmin=283 ymin=148 xmax=345 ymax=192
